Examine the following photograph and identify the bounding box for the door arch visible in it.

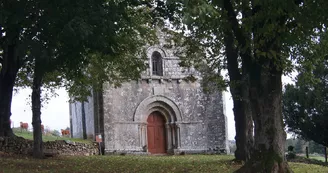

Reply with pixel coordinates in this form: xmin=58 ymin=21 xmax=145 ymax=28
xmin=147 ymin=111 xmax=166 ymax=154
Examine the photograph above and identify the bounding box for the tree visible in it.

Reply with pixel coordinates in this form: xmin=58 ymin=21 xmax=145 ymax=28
xmin=309 ymin=141 xmax=325 ymax=154
xmin=0 ymin=0 xmax=40 ymax=137
xmin=283 ymin=30 xmax=328 ymax=148
xmin=223 ymin=22 xmax=253 ymax=162
xmin=157 ymin=0 xmax=328 ymax=172
xmin=2 ymin=0 xmax=157 ymax=158
xmin=157 ymin=1 xmax=254 ymax=161
xmin=294 ymin=139 xmax=304 ymax=154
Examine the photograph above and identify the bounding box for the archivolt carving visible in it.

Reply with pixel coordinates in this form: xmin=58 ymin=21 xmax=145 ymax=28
xmin=133 ymin=95 xmax=182 ymax=123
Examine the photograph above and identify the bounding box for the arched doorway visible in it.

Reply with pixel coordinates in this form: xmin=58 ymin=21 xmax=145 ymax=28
xmin=134 ymin=96 xmax=182 ymax=154
xmin=147 ymin=111 xmax=166 ymax=154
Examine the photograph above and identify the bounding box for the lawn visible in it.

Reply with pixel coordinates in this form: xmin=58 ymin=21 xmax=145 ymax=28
xmin=7 ymin=130 xmax=328 ymax=172
xmin=0 ymin=154 xmax=328 ymax=173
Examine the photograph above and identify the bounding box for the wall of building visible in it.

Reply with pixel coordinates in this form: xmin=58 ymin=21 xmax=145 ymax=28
xmin=70 ymin=102 xmax=83 ymax=139
xmin=102 ymin=43 xmax=228 ymax=154
xmin=204 ymin=88 xmax=229 ymax=153
xmin=69 ymin=35 xmax=228 ymax=154
xmin=102 ymin=79 xmax=227 ymax=154
xmin=84 ymin=95 xmax=95 ymax=139
xmin=69 ymin=93 xmax=96 ymax=140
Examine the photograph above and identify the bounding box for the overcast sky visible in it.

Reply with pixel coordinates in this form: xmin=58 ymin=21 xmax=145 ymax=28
xmin=11 ymin=74 xmax=295 ymax=140
xmin=11 ymin=88 xmax=70 ymax=132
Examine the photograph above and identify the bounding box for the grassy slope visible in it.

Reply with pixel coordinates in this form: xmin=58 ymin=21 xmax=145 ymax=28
xmin=310 ymin=156 xmax=326 ymax=162
xmin=0 ymin=155 xmax=327 ymax=173
xmin=13 ymin=129 xmax=92 ymax=144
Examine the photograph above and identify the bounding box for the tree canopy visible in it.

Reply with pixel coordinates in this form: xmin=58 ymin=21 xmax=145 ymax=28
xmin=1 ymin=0 xmax=158 ymax=158
xmin=156 ymin=0 xmax=328 ymax=172
xmin=11 ymin=0 xmax=157 ymax=101
xmin=283 ymin=30 xmax=328 ymax=147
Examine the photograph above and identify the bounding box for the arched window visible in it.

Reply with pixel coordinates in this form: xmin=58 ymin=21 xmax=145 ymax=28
xmin=152 ymin=51 xmax=163 ymax=76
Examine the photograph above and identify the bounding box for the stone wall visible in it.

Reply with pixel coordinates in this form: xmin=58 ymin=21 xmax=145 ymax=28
xmin=144 ymin=46 xmax=199 ymax=78
xmin=204 ymin=90 xmax=230 ymax=153
xmin=102 ymin=78 xmax=228 ymax=154
xmin=0 ymin=137 xmax=99 ymax=156
xmin=69 ymin=41 xmax=229 ymax=155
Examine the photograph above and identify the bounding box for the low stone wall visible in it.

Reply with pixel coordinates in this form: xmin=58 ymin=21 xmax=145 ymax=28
xmin=0 ymin=137 xmax=99 ymax=156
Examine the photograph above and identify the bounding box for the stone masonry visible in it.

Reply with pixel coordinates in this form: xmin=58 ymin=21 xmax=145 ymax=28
xmin=70 ymin=35 xmax=229 ymax=155
xmin=0 ymin=137 xmax=99 ymax=156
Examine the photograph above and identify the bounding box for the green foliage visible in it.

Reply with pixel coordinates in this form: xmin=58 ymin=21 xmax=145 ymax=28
xmin=57 ymin=0 xmax=158 ymax=101
xmin=295 ymin=140 xmax=305 ymax=154
xmin=285 ymin=138 xmax=325 ymax=156
xmin=64 ymin=49 xmax=149 ymax=101
xmin=2 ymin=0 xmax=159 ymax=102
xmin=286 ymin=138 xmax=304 ymax=153
xmin=283 ymin=30 xmax=328 ymax=148
xmin=160 ymin=0 xmax=328 ymax=85
xmin=159 ymin=1 xmax=328 ymax=169
xmin=286 ymin=147 xmax=296 ymax=160
xmin=288 ymin=146 xmax=295 ymax=152
xmin=309 ymin=141 xmax=325 ymax=154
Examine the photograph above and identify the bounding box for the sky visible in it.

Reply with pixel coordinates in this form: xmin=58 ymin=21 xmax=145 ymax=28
xmin=11 ymin=88 xmax=70 ymax=132
xmin=11 ymin=74 xmax=295 ymax=140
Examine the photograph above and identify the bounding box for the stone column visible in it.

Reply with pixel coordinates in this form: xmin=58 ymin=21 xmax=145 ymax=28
xmin=176 ymin=123 xmax=181 ymax=149
xmin=166 ymin=123 xmax=172 ymax=152
xmin=171 ymin=124 xmax=176 ymax=149
xmin=138 ymin=123 xmax=148 ymax=152
xmin=143 ymin=124 xmax=147 ymax=151
xmin=138 ymin=124 xmax=142 ymax=148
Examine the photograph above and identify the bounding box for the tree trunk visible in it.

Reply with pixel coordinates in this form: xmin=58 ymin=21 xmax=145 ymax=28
xmin=223 ymin=0 xmax=291 ymax=171
xmin=236 ymin=66 xmax=291 ymax=173
xmin=224 ymin=29 xmax=253 ymax=161
xmin=31 ymin=62 xmax=44 ymax=159
xmin=231 ymin=93 xmax=253 ymax=161
xmin=325 ymin=147 xmax=327 ymax=163
xmin=81 ymin=101 xmax=87 ymax=139
xmin=0 ymin=44 xmax=20 ymax=137
xmin=306 ymin=147 xmax=309 ymax=159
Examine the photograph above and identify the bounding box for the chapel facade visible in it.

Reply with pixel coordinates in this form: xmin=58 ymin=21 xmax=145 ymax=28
xmin=69 ymin=37 xmax=229 ymax=155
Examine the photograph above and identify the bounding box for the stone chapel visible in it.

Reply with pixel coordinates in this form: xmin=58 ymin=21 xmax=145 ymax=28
xmin=69 ymin=36 xmax=229 ymax=155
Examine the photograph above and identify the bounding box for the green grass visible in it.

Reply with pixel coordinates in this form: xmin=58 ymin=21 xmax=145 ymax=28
xmin=0 ymin=155 xmax=327 ymax=173
xmin=8 ymin=130 xmax=328 ymax=172
xmin=289 ymin=162 xmax=328 ymax=173
xmin=13 ymin=128 xmax=92 ymax=144
xmin=309 ymin=155 xmax=326 ymax=162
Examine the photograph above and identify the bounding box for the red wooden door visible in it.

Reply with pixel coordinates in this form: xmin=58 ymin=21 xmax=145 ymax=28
xmin=147 ymin=112 xmax=166 ymax=154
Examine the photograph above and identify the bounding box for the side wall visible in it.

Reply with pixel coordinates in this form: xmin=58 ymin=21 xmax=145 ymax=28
xmin=69 ymin=93 xmax=96 ymax=139
xmin=70 ymin=102 xmax=83 ymax=138
xmin=85 ymin=95 xmax=95 ymax=139
xmin=205 ymin=89 xmax=230 ymax=153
